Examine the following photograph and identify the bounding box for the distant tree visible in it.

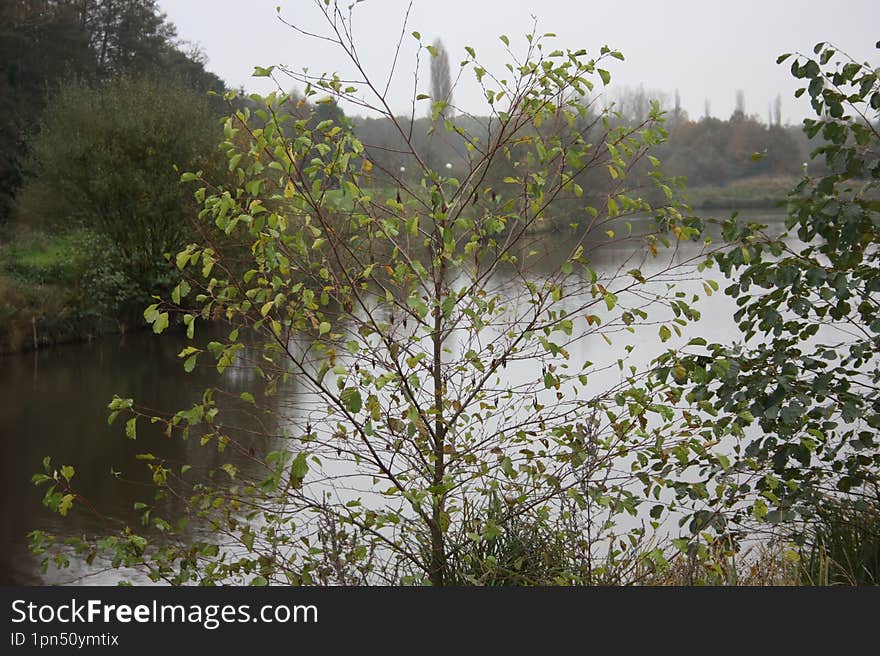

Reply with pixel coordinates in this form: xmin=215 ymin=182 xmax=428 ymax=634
xmin=0 ymin=1 xmax=93 ymax=221
xmin=429 ymin=38 xmax=453 ymax=121
xmin=669 ymin=88 xmax=687 ymax=126
xmin=614 ymin=84 xmax=660 ymax=124
xmin=731 ymin=88 xmax=746 ymax=121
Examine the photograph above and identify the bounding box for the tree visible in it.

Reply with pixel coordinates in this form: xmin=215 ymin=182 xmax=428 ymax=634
xmin=0 ymin=1 xmax=94 ymax=221
xmin=429 ymin=38 xmax=453 ymax=121
xmin=0 ymin=0 xmax=224 ymax=223
xmin=33 ymin=3 xmax=725 ymax=586
xmin=731 ymin=88 xmax=746 ymax=121
xmin=18 ymin=75 xmax=223 ymax=318
xmin=660 ymin=41 xmax=880 ymax=560
xmin=669 ymin=89 xmax=687 ymax=126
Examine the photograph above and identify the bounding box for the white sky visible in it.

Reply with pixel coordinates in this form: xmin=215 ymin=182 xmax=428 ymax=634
xmin=157 ymin=0 xmax=878 ymax=124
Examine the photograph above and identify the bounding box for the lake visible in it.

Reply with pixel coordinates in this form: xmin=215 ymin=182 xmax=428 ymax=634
xmin=0 ymin=208 xmax=788 ymax=584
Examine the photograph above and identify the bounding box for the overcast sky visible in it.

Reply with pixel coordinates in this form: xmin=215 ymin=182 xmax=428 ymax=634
xmin=156 ymin=0 xmax=878 ymax=124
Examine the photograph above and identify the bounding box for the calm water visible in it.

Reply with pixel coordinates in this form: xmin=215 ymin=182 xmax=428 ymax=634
xmin=0 ymin=209 xmax=787 ymax=584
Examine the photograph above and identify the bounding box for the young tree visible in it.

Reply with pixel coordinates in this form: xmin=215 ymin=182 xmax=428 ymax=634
xmin=657 ymin=41 xmax=880 ymax=561
xmin=33 ymin=2 xmax=720 ymax=586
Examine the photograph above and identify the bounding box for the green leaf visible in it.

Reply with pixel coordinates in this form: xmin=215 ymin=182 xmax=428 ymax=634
xmin=250 ymin=575 xmax=268 ymax=586
xmin=598 ymin=69 xmax=611 ymax=85
xmin=659 ymin=325 xmax=671 ymax=342
xmin=482 ymin=520 xmax=502 ymax=540
xmin=153 ymin=312 xmax=169 ymax=334
xmin=175 ymin=250 xmax=189 ymax=270
xmin=290 ymin=452 xmax=309 ymax=488
xmin=58 ymin=494 xmax=75 ymax=517
xmin=341 ymin=387 xmax=363 ymax=414
xmin=125 ymin=417 xmax=137 ymax=440
xmin=604 ymin=291 xmax=617 ymax=311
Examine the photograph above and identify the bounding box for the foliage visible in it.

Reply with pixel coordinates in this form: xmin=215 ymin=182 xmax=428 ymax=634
xmin=351 ymin=101 xmax=811 ymax=221
xmin=657 ymin=118 xmax=808 ymax=188
xmin=685 ymin=175 xmax=801 ymax=210
xmin=31 ymin=3 xmax=723 ymax=585
xmin=660 ymin=41 xmax=880 ymax=550
xmin=0 ymin=276 xmax=72 ymax=353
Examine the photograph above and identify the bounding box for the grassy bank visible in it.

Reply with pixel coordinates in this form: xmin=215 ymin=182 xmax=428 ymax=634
xmin=1 ymin=229 xmax=81 ymax=354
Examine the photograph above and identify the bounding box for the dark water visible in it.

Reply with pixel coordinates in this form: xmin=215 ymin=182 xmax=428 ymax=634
xmin=0 ymin=327 xmax=276 ymax=584
xmin=0 ymin=209 xmax=787 ymax=584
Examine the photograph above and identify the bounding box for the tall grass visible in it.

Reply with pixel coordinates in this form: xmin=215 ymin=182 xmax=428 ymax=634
xmin=799 ymin=493 xmax=880 ymax=585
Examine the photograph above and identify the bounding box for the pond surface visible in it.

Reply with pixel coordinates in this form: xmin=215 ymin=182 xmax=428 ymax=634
xmin=0 ymin=208 xmax=787 ymax=584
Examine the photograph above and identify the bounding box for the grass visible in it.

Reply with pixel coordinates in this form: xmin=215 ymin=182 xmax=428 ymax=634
xmin=644 ymin=540 xmax=803 ymax=586
xmin=0 ymin=226 xmax=89 ymax=353
xmin=799 ymin=495 xmax=880 ymax=585
xmin=0 ymin=227 xmax=80 ymax=285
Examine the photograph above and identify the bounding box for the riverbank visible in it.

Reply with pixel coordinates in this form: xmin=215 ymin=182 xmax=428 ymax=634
xmin=684 ymin=175 xmax=798 ymax=210
xmin=0 ymin=227 xmax=138 ymax=355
